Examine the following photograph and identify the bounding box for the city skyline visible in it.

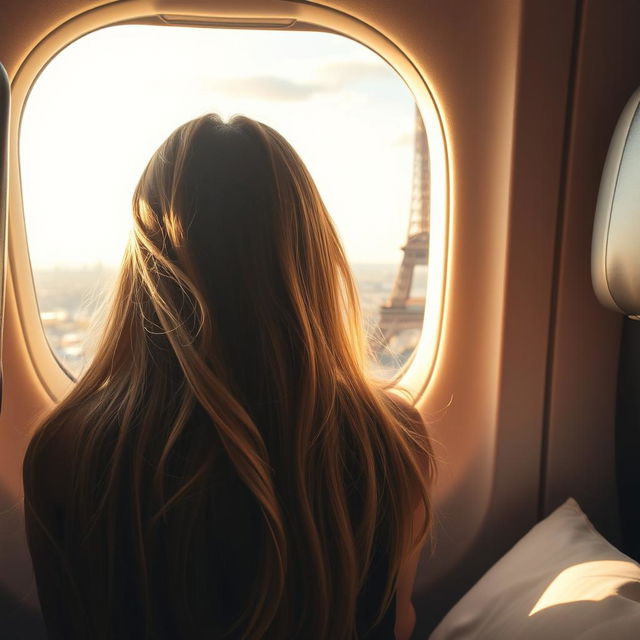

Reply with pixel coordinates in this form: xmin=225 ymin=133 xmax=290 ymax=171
xmin=33 ymin=262 xmax=426 ymax=378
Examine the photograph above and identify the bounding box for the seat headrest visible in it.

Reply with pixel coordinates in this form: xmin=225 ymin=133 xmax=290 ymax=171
xmin=592 ymin=87 xmax=640 ymax=319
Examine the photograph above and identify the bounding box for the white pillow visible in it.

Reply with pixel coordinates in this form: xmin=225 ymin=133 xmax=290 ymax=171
xmin=430 ymin=498 xmax=640 ymax=639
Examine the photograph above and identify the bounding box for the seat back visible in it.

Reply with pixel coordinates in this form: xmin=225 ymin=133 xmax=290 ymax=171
xmin=592 ymin=86 xmax=640 ymax=560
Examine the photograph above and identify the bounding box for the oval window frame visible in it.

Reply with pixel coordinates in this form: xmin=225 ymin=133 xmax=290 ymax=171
xmin=8 ymin=0 xmax=449 ymax=402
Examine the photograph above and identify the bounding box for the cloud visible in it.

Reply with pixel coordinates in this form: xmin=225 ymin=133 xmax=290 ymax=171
xmin=394 ymin=131 xmax=414 ymax=146
xmin=205 ymin=61 xmax=400 ymax=103
xmin=209 ymin=76 xmax=327 ymax=101
xmin=317 ymin=60 xmax=397 ymax=87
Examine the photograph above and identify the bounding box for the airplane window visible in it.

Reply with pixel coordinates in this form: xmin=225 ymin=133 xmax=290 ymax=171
xmin=20 ymin=25 xmax=433 ymax=380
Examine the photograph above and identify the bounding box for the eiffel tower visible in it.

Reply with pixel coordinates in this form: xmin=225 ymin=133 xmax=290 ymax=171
xmin=378 ymin=105 xmax=429 ymax=343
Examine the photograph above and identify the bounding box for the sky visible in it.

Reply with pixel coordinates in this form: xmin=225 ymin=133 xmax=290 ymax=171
xmin=20 ymin=25 xmax=419 ymax=269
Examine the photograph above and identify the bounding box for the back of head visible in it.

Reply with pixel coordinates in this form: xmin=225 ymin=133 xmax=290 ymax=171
xmin=24 ymin=114 xmax=433 ymax=639
xmin=134 ymin=114 xmax=366 ymax=427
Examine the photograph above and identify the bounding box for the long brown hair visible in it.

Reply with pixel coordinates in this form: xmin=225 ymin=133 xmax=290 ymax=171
xmin=24 ymin=114 xmax=434 ymax=639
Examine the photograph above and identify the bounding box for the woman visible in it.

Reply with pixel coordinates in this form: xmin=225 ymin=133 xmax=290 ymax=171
xmin=23 ymin=114 xmax=435 ymax=639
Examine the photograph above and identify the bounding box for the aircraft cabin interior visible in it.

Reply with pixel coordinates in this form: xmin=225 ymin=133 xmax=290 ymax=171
xmin=0 ymin=0 xmax=640 ymax=638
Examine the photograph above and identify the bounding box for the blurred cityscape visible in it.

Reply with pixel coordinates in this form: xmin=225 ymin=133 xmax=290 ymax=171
xmin=33 ymin=263 xmax=426 ymax=380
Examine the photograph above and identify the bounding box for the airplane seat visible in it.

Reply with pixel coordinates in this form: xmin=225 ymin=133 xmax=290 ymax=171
xmin=591 ymin=85 xmax=640 ymax=562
